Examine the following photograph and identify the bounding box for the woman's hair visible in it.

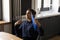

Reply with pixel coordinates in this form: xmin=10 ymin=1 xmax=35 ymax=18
xmin=27 ymin=9 xmax=36 ymax=16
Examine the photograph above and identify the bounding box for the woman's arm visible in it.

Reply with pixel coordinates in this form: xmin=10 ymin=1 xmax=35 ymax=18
xmin=35 ymin=19 xmax=41 ymax=28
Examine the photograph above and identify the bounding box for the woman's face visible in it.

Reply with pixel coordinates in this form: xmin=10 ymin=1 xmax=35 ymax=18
xmin=26 ymin=10 xmax=32 ymax=20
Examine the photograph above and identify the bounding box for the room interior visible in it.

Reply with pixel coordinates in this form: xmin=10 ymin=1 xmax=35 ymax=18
xmin=0 ymin=0 xmax=60 ymax=40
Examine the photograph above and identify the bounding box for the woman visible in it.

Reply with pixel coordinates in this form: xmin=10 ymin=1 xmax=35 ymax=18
xmin=15 ymin=9 xmax=41 ymax=40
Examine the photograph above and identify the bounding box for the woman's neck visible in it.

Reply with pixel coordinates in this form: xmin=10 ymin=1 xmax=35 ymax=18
xmin=27 ymin=19 xmax=32 ymax=22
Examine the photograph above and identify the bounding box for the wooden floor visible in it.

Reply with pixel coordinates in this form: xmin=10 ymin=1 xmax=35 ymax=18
xmin=49 ymin=35 xmax=60 ymax=40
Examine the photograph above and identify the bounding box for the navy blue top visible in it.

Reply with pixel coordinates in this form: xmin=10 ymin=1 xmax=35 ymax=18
xmin=19 ymin=20 xmax=39 ymax=38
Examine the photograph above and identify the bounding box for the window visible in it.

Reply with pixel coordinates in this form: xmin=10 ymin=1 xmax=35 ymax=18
xmin=36 ymin=0 xmax=59 ymax=12
xmin=40 ymin=0 xmax=52 ymax=11
xmin=35 ymin=0 xmax=60 ymax=18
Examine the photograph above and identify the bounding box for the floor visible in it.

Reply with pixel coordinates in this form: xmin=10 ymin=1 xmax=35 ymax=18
xmin=49 ymin=35 xmax=60 ymax=40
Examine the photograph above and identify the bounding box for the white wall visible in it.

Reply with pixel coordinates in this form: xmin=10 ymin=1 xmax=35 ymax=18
xmin=35 ymin=0 xmax=41 ymax=11
xmin=2 ymin=0 xmax=10 ymax=22
xmin=59 ymin=0 xmax=60 ymax=6
xmin=44 ymin=0 xmax=50 ymax=8
xmin=32 ymin=0 xmax=35 ymax=9
xmin=2 ymin=0 xmax=12 ymax=33
xmin=32 ymin=0 xmax=41 ymax=13
xmin=52 ymin=0 xmax=59 ymax=13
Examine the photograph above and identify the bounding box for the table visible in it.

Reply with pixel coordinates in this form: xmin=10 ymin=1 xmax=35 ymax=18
xmin=0 ymin=32 xmax=23 ymax=40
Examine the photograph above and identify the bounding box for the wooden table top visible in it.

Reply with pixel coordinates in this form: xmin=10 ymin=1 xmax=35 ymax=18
xmin=0 ymin=32 xmax=23 ymax=40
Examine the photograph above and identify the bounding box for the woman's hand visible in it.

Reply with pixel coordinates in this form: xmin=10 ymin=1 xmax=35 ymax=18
xmin=14 ymin=20 xmax=22 ymax=26
xmin=35 ymin=19 xmax=41 ymax=28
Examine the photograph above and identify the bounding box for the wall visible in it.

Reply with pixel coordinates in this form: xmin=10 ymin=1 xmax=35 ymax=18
xmin=0 ymin=23 xmax=12 ymax=33
xmin=52 ymin=0 xmax=59 ymax=13
xmin=12 ymin=0 xmax=20 ymax=20
xmin=0 ymin=0 xmax=2 ymax=20
xmin=0 ymin=0 xmax=12 ymax=33
xmin=59 ymin=0 xmax=60 ymax=6
xmin=35 ymin=0 xmax=41 ymax=11
xmin=32 ymin=0 xmax=35 ymax=9
xmin=2 ymin=0 xmax=10 ymax=22
xmin=21 ymin=0 xmax=31 ymax=15
xmin=4 ymin=23 xmax=12 ymax=33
